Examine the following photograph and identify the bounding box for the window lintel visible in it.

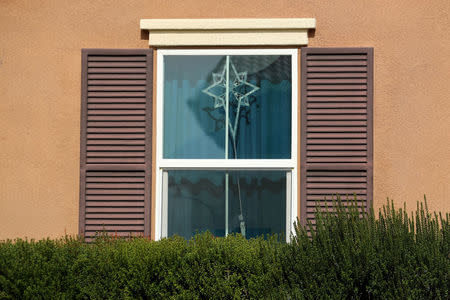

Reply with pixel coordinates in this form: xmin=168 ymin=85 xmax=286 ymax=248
xmin=140 ymin=18 xmax=316 ymax=46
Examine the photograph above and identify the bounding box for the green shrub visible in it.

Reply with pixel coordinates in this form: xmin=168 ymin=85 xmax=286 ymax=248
xmin=0 ymin=199 xmax=448 ymax=299
xmin=284 ymin=198 xmax=449 ymax=299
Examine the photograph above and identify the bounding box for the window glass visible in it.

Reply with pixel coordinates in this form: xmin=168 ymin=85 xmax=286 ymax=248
xmin=167 ymin=170 xmax=286 ymax=239
xmin=163 ymin=55 xmax=292 ymax=159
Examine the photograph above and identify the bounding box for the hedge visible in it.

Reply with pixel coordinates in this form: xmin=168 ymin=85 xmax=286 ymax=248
xmin=0 ymin=199 xmax=448 ymax=299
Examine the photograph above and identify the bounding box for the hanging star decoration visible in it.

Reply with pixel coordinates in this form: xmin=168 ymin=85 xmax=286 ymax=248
xmin=202 ymin=57 xmax=258 ymax=238
xmin=202 ymin=58 xmax=259 ymax=111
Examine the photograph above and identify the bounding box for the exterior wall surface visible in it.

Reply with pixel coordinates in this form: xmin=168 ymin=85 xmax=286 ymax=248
xmin=1 ymin=0 xmax=449 ymax=239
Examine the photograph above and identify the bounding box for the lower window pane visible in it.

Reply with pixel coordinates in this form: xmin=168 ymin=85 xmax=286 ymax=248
xmin=167 ymin=170 xmax=286 ymax=239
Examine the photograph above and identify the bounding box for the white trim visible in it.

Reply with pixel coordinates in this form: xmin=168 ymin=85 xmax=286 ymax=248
xmin=158 ymin=48 xmax=298 ymax=56
xmin=155 ymin=49 xmax=298 ymax=240
xmin=286 ymin=171 xmax=292 ymax=242
xmin=161 ymin=171 xmax=168 ymax=238
xmin=154 ymin=168 xmax=163 ymax=241
xmin=140 ymin=18 xmax=315 ymax=46
xmin=147 ymin=31 xmax=309 ymax=47
xmin=290 ymin=51 xmax=298 ymax=239
xmin=154 ymin=52 xmax=164 ymax=240
xmin=141 ymin=18 xmax=316 ymax=30
xmin=159 ymin=160 xmax=295 ymax=170
xmin=291 ymin=166 xmax=298 ymax=238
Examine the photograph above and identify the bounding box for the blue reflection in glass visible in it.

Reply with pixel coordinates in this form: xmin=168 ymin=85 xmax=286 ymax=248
xmin=163 ymin=55 xmax=291 ymax=159
xmin=167 ymin=170 xmax=286 ymax=239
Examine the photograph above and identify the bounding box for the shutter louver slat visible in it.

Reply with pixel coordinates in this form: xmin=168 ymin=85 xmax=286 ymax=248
xmin=301 ymin=48 xmax=373 ymax=226
xmin=80 ymin=49 xmax=152 ymax=242
xmin=88 ymin=79 xmax=147 ymax=85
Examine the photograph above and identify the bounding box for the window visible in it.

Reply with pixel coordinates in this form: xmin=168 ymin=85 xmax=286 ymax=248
xmin=78 ymin=47 xmax=372 ymax=242
xmin=155 ymin=49 xmax=298 ymax=240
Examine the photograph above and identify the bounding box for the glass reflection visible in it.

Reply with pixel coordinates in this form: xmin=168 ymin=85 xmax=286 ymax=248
xmin=163 ymin=55 xmax=291 ymax=159
xmin=167 ymin=170 xmax=286 ymax=239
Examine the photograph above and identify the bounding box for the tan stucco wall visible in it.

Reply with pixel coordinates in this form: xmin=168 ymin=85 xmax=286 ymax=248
xmin=1 ymin=0 xmax=449 ymax=240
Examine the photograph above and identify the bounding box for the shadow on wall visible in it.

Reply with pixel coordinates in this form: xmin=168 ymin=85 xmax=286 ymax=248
xmin=141 ymin=30 xmax=148 ymax=41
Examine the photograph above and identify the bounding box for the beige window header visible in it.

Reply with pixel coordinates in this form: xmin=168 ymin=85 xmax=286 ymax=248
xmin=140 ymin=18 xmax=316 ymax=46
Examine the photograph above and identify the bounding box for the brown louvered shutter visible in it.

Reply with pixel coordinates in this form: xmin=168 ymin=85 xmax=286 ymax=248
xmin=79 ymin=49 xmax=152 ymax=241
xmin=300 ymin=48 xmax=373 ymax=225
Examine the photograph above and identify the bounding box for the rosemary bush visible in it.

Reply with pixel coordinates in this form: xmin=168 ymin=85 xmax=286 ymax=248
xmin=0 ymin=199 xmax=448 ymax=299
xmin=284 ymin=198 xmax=449 ymax=299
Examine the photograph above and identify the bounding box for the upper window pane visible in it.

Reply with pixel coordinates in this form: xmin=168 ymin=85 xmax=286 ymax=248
xmin=163 ymin=54 xmax=292 ymax=159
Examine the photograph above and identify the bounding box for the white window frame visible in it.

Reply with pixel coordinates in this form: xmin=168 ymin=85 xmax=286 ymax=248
xmin=155 ymin=49 xmax=298 ymax=241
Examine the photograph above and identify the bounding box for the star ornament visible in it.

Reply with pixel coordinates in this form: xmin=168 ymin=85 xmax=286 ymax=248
xmin=231 ymin=71 xmax=257 ymax=107
xmin=203 ymin=68 xmax=226 ymax=109
xmin=202 ymin=58 xmax=259 ymax=110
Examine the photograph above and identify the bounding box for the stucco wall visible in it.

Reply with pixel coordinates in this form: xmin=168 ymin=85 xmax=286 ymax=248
xmin=1 ymin=0 xmax=449 ymax=239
